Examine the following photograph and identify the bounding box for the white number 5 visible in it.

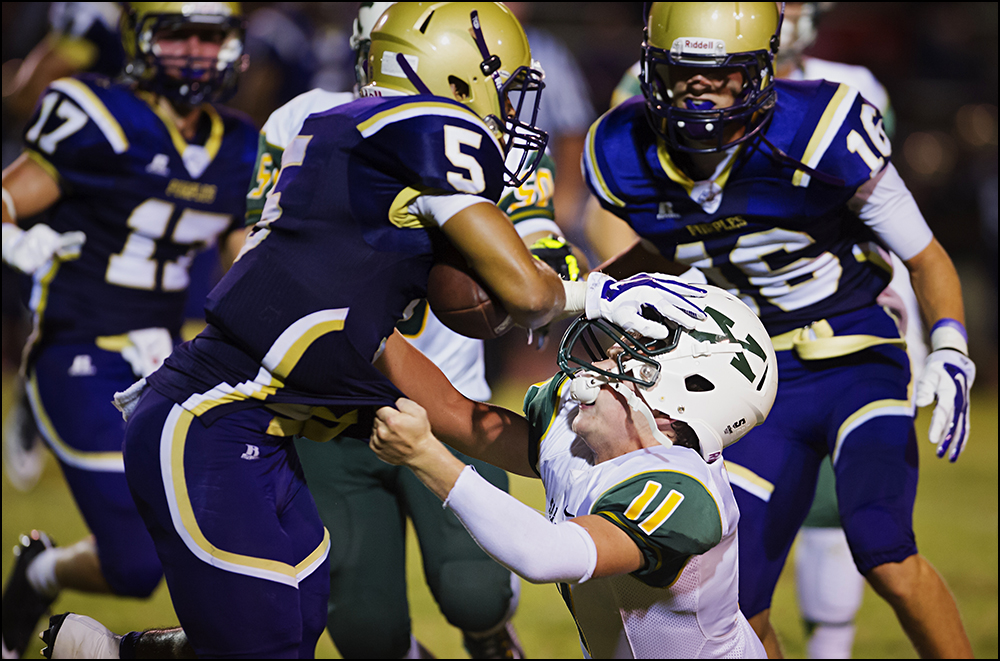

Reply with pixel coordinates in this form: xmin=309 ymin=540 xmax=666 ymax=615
xmin=444 ymin=125 xmax=486 ymax=194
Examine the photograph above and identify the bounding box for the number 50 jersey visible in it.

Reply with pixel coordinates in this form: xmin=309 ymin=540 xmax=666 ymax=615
xmin=21 ymin=74 xmax=256 ymax=348
xmin=152 ymin=94 xmax=507 ymax=416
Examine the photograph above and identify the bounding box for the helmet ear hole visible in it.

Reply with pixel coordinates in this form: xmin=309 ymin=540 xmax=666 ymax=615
xmin=684 ymin=374 xmax=715 ymax=392
xmin=448 ymin=76 xmax=471 ymax=100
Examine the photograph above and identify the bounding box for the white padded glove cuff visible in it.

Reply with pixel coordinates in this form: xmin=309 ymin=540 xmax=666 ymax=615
xmin=445 ymin=466 xmax=598 ymax=584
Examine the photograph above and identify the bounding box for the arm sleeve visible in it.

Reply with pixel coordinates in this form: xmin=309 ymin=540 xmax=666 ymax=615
xmin=407 ymin=193 xmax=493 ymax=227
xmin=854 ymin=163 xmax=934 ymax=261
xmin=444 ymin=465 xmax=598 ymax=584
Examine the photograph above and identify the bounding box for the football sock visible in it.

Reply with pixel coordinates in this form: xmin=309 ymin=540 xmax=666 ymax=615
xmin=807 ymin=622 xmax=856 ymax=659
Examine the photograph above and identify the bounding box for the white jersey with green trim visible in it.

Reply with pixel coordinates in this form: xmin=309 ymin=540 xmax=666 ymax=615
xmin=525 ymin=375 xmax=765 ymax=659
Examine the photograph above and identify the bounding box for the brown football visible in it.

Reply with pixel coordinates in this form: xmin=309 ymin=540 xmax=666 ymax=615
xmin=426 ymin=242 xmax=513 ymax=340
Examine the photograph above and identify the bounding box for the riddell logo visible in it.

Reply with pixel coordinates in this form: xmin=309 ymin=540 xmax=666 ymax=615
xmin=674 ymin=38 xmax=726 ymax=55
xmin=685 ymin=39 xmax=715 ymax=51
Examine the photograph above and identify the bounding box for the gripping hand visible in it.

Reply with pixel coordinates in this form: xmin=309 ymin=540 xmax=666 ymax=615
xmin=529 ymin=235 xmax=581 ymax=282
xmin=2 ymin=223 xmax=86 ymax=275
xmin=585 ymin=272 xmax=707 ymax=339
xmin=528 ymin=235 xmax=581 ymax=349
xmin=915 ymin=348 xmax=976 ymax=462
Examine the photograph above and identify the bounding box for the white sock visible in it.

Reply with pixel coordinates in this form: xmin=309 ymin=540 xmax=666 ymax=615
xmin=795 ymin=527 xmax=864 ymax=623
xmin=807 ymin=623 xmax=856 ymax=659
xmin=25 ymin=547 xmax=63 ymax=598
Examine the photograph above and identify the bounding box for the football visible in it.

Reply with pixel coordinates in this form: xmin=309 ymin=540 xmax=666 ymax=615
xmin=426 ymin=241 xmax=514 ymax=340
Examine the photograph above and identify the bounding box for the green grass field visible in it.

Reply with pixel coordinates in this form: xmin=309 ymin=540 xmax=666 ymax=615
xmin=2 ymin=372 xmax=997 ymax=659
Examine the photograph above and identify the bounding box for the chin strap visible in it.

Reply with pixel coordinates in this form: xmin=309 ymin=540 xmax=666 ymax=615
xmin=756 ymin=132 xmax=846 ymax=187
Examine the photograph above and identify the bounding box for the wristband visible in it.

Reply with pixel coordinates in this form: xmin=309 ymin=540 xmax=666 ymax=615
xmin=1 ymin=222 xmax=24 ymax=263
xmin=562 ymin=278 xmax=589 ymax=315
xmin=929 ymin=318 xmax=968 ymax=355
xmin=2 ymin=187 xmax=16 ymax=221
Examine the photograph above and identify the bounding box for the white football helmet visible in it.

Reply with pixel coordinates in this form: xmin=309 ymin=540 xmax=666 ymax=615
xmin=558 ymin=284 xmax=778 ymax=463
xmin=350 ymin=2 xmax=397 ymax=88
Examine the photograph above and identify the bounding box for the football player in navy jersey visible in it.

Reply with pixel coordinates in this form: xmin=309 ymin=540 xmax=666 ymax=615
xmin=69 ymin=3 xmax=708 ymax=658
xmin=582 ymin=3 xmax=975 ymax=658
xmin=0 ymin=3 xmax=256 ymax=658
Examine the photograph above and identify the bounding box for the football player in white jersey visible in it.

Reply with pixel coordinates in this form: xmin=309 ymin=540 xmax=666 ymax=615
xmin=371 ymin=285 xmax=778 ymax=659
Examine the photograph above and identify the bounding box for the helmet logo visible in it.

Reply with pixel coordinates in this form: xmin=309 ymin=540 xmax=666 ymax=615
xmin=723 ymin=418 xmax=747 ymax=435
xmin=671 ymin=37 xmax=727 ymax=57
xmin=703 ymin=306 xmax=768 ymax=383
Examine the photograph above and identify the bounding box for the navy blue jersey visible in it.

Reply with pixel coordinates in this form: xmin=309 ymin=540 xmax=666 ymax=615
xmin=584 ymin=80 xmax=895 ymax=335
xmin=22 ymin=75 xmax=256 ymax=346
xmin=151 ymin=95 xmax=506 ymax=419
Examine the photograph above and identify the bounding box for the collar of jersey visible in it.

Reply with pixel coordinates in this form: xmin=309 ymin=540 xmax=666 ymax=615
xmin=655 ymin=140 xmax=743 ymax=200
xmin=138 ymin=91 xmax=224 ymax=167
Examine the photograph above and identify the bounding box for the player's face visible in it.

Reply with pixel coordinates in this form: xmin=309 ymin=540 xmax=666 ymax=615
xmin=572 ymin=355 xmax=682 ymax=449
xmin=571 ymin=378 xmax=634 ymax=446
xmin=153 ymin=26 xmax=225 ymax=81
xmin=665 ymin=64 xmax=745 ymax=110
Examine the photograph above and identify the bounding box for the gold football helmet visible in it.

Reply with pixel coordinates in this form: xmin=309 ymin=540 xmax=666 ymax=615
xmin=120 ymin=2 xmax=247 ymax=106
xmin=362 ymin=2 xmax=547 ymax=186
xmin=641 ymin=2 xmax=783 ymax=153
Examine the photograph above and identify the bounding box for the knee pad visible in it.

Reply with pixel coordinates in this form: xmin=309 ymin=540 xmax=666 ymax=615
xmin=327 ymin=597 xmax=411 ymax=658
xmin=795 ymin=527 xmax=864 ymax=624
xmin=436 ymin=560 xmax=515 ymax=633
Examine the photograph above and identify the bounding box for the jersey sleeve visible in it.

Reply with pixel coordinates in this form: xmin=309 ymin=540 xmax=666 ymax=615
xmin=246 ymin=89 xmax=356 ymax=226
xmin=22 ymin=77 xmax=127 ymax=189
xmin=356 ymin=100 xmax=506 ymax=203
xmin=497 ymin=151 xmax=557 ymax=233
xmin=522 ymin=372 xmax=571 ymax=475
xmin=796 ymin=82 xmax=894 ymax=192
xmin=245 ymin=131 xmax=283 ymax=226
xmin=582 ymin=101 xmax=636 ymax=218
xmin=592 ymin=469 xmax=723 ymax=588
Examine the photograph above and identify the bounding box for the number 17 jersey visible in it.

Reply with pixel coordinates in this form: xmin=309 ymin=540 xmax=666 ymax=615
xmin=21 ymin=75 xmax=256 ymax=349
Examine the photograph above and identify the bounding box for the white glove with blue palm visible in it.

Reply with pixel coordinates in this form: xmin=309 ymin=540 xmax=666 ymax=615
xmin=2 ymin=222 xmax=86 ymax=275
xmin=583 ymin=271 xmax=708 ymax=339
xmin=915 ymin=319 xmax=976 ymax=462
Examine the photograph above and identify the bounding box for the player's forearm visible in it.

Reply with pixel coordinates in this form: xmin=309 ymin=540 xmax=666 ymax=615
xmin=905 ymin=238 xmax=965 ymax=329
xmin=2 ymin=152 xmax=63 ymax=222
xmin=443 ymin=465 xmax=598 ymax=584
xmin=375 ymin=331 xmax=536 ymax=476
xmin=403 ymin=439 xmax=468 ymax=501
xmin=594 ymin=236 xmax=689 ymax=280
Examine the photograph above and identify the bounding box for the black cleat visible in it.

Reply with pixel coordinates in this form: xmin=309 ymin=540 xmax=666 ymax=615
xmin=463 ymin=621 xmax=525 ymax=659
xmin=2 ymin=531 xmax=56 ymax=658
xmin=39 ymin=613 xmax=69 ymax=660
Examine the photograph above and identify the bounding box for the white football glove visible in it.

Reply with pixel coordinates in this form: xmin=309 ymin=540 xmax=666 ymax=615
xmin=915 ymin=349 xmax=976 ymax=462
xmin=585 ymin=272 xmax=707 ymax=339
xmin=2 ymin=223 xmax=86 ymax=275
